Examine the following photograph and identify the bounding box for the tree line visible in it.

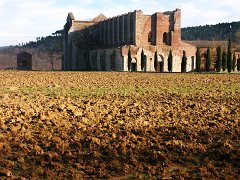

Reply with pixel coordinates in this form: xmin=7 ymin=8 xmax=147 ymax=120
xmin=182 ymin=21 xmax=240 ymax=44
xmin=195 ymin=38 xmax=240 ymax=72
xmin=22 ymin=35 xmax=63 ymax=52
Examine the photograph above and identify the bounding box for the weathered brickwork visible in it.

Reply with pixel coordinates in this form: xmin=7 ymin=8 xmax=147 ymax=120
xmin=0 ymin=47 xmax=62 ymax=70
xmin=63 ymin=9 xmax=196 ymax=72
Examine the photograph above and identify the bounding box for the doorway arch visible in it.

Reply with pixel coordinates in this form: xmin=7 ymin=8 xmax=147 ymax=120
xmin=131 ymin=57 xmax=137 ymax=71
xmin=157 ymin=54 xmax=164 ymax=72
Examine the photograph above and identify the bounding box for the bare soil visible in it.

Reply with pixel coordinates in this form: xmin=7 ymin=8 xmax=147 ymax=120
xmin=0 ymin=71 xmax=239 ymax=179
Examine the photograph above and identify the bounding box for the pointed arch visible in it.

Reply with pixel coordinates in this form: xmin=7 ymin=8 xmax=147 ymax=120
xmin=158 ymin=54 xmax=164 ymax=72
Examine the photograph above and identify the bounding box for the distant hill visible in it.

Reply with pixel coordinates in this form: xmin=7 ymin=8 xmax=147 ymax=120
xmin=182 ymin=21 xmax=240 ymax=44
xmin=0 ymin=46 xmax=11 ymax=50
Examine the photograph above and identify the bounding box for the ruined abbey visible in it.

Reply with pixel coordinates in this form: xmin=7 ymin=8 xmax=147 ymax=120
xmin=63 ymin=9 xmax=196 ymax=72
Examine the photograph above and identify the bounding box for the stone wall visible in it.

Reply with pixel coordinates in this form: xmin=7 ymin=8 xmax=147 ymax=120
xmin=135 ymin=9 xmax=181 ymax=47
xmin=121 ymin=44 xmax=196 ymax=72
xmin=68 ymin=43 xmax=196 ymax=72
xmin=88 ymin=48 xmax=123 ymax=71
xmin=0 ymin=48 xmax=18 ymax=70
xmin=135 ymin=11 xmax=149 ymax=46
xmin=0 ymin=47 xmax=62 ymax=70
xmin=67 ymin=12 xmax=137 ymax=50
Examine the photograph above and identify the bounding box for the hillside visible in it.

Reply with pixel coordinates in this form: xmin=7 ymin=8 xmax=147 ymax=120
xmin=23 ymin=32 xmax=63 ymax=52
xmin=182 ymin=21 xmax=240 ymax=43
xmin=0 ymin=46 xmax=11 ymax=50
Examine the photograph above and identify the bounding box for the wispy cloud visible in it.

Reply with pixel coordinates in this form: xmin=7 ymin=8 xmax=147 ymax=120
xmin=0 ymin=0 xmax=239 ymax=46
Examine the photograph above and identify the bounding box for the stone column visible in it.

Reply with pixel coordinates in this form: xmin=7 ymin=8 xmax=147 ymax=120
xmin=112 ymin=19 xmax=115 ymax=45
xmin=122 ymin=15 xmax=125 ymax=43
xmin=63 ymin=30 xmax=68 ymax=70
xmin=117 ymin=16 xmax=120 ymax=43
xmin=72 ymin=45 xmax=76 ymax=70
xmin=99 ymin=23 xmax=102 ymax=45
xmin=89 ymin=50 xmax=92 ymax=70
xmin=133 ymin=13 xmax=136 ymax=45
xmin=106 ymin=50 xmax=111 ymax=70
xmin=96 ymin=50 xmax=101 ymax=70
xmin=103 ymin=21 xmax=106 ymax=45
xmin=108 ymin=20 xmax=111 ymax=45
xmin=123 ymin=55 xmax=128 ymax=71
xmin=127 ymin=13 xmax=131 ymax=43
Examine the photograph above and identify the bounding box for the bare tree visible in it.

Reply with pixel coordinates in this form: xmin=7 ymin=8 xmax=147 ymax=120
xmin=40 ymin=35 xmax=63 ymax=70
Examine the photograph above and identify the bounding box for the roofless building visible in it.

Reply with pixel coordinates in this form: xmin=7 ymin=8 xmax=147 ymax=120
xmin=63 ymin=9 xmax=196 ymax=72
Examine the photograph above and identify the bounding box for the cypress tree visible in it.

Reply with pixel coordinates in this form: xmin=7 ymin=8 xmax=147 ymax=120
xmin=154 ymin=51 xmax=158 ymax=71
xmin=196 ymin=47 xmax=201 ymax=72
xmin=128 ymin=48 xmax=132 ymax=71
xmin=181 ymin=50 xmax=187 ymax=72
xmin=232 ymin=53 xmax=236 ymax=72
xmin=237 ymin=58 xmax=240 ymax=72
xmin=141 ymin=49 xmax=145 ymax=71
xmin=205 ymin=47 xmax=211 ymax=72
xmin=168 ymin=49 xmax=173 ymax=72
xmin=227 ymin=38 xmax=232 ymax=73
xmin=222 ymin=51 xmax=227 ymax=72
xmin=216 ymin=46 xmax=222 ymax=72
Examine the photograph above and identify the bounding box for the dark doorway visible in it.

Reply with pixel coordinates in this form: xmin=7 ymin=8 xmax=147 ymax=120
xmin=191 ymin=56 xmax=195 ymax=71
xmin=22 ymin=60 xmax=27 ymax=67
xmin=160 ymin=62 xmax=164 ymax=72
xmin=158 ymin=54 xmax=164 ymax=72
xmin=163 ymin=32 xmax=167 ymax=44
xmin=131 ymin=63 xmax=137 ymax=72
xmin=17 ymin=51 xmax=32 ymax=70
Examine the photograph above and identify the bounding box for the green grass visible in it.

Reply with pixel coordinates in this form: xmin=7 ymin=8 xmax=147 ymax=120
xmin=1 ymin=83 xmax=239 ymax=99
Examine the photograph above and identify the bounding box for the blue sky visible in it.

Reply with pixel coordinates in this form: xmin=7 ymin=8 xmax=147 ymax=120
xmin=0 ymin=0 xmax=240 ymax=46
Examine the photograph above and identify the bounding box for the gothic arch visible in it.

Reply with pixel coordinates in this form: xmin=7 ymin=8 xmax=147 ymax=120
xmin=131 ymin=57 xmax=137 ymax=72
xmin=158 ymin=54 xmax=164 ymax=72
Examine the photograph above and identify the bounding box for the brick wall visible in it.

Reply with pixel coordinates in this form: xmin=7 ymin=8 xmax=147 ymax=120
xmin=0 ymin=47 xmax=62 ymax=70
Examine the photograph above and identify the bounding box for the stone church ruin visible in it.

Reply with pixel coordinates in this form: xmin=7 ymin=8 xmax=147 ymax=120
xmin=63 ymin=9 xmax=196 ymax=72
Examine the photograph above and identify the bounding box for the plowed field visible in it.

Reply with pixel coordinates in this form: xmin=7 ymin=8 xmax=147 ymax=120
xmin=0 ymin=71 xmax=239 ymax=179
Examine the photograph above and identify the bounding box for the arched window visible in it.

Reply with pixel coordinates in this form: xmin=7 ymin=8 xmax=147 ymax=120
xmin=131 ymin=58 xmax=137 ymax=72
xmin=158 ymin=54 xmax=164 ymax=72
xmin=163 ymin=32 xmax=167 ymax=44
